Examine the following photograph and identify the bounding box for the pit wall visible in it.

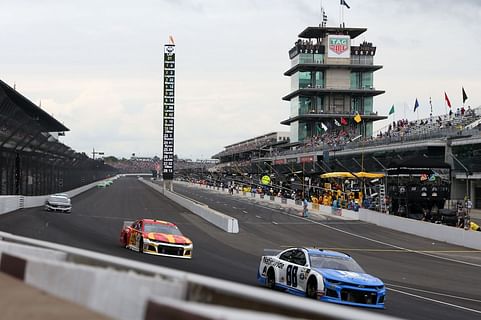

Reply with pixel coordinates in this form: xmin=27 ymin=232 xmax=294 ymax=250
xmin=181 ymin=181 xmax=481 ymax=250
xmin=140 ymin=179 xmax=239 ymax=233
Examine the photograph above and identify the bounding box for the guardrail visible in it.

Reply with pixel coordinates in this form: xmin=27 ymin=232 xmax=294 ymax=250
xmin=140 ymin=179 xmax=239 ymax=233
xmin=0 ymin=231 xmax=400 ymax=320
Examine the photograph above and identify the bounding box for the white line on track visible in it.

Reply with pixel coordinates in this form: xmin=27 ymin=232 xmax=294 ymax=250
xmin=388 ymin=287 xmax=481 ymax=315
xmin=255 ymin=215 xmax=262 ymax=219
xmin=386 ymin=283 xmax=481 ymax=303
xmin=242 ymin=210 xmax=248 ymax=214
xmin=183 ymin=185 xmax=481 ymax=267
xmin=272 ymin=221 xmax=278 ymax=225
xmin=243 ymin=201 xmax=481 ymax=267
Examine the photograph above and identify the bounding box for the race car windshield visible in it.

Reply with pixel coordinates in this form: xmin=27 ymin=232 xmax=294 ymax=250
xmin=309 ymin=255 xmax=365 ymax=273
xmin=49 ymin=196 xmax=70 ymax=203
xmin=143 ymin=224 xmax=183 ymax=235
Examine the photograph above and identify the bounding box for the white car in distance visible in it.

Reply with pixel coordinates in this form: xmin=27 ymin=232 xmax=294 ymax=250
xmin=45 ymin=194 xmax=72 ymax=213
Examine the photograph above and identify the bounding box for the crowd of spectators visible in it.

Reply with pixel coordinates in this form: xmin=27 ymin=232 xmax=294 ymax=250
xmin=107 ymin=159 xmax=160 ymax=173
xmin=291 ymin=107 xmax=481 ymax=154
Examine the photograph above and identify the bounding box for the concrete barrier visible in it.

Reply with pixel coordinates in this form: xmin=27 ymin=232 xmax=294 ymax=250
xmin=178 ymin=181 xmax=358 ymax=221
xmin=358 ymin=208 xmax=481 ymax=250
xmin=178 ymin=181 xmax=481 ymax=249
xmin=0 ymin=176 xmax=120 ymax=215
xmin=0 ymin=196 xmax=20 ymax=214
xmin=0 ymin=233 xmax=399 ymax=320
xmin=0 ymin=241 xmax=67 ymax=262
xmin=24 ymin=258 xmax=186 ymax=320
xmin=141 ymin=179 xmax=239 ymax=233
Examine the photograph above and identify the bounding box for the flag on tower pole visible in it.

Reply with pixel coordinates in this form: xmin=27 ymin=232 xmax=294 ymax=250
xmin=444 ymin=92 xmax=452 ymax=108
xmin=462 ymin=87 xmax=468 ymax=104
xmin=389 ymin=105 xmax=395 ymax=115
xmin=354 ymin=113 xmax=362 ymax=123
xmin=340 ymin=117 xmax=348 ymax=125
xmin=413 ymin=98 xmax=419 ymax=112
xmin=340 ymin=0 xmax=350 ymax=9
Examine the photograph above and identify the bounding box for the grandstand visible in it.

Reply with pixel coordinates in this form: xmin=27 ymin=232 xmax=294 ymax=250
xmin=0 ymin=80 xmax=117 ymax=196
xmin=105 ymin=156 xmax=161 ymax=174
xmin=186 ymin=22 xmax=481 ymax=212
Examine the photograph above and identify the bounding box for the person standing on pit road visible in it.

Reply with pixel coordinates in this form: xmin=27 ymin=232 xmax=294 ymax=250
xmin=302 ymin=197 xmax=309 ymax=218
xmin=466 ymin=198 xmax=472 ymax=215
xmin=456 ymin=201 xmax=465 ymax=228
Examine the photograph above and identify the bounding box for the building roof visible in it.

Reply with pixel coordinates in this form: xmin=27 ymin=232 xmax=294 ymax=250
xmin=284 ymin=63 xmax=382 ymax=76
xmin=0 ymin=80 xmax=69 ymax=132
xmin=298 ymin=26 xmax=367 ymax=39
xmin=282 ymin=88 xmax=385 ymax=101
xmin=224 ymin=131 xmax=289 ymax=148
xmin=280 ymin=113 xmax=387 ymax=125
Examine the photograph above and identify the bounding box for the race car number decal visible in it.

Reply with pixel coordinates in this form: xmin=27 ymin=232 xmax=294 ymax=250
xmin=286 ymin=265 xmax=298 ymax=287
xmin=263 ymin=257 xmax=285 ymax=269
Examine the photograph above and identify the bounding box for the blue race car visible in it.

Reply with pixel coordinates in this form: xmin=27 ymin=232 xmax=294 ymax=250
xmin=258 ymin=247 xmax=385 ymax=309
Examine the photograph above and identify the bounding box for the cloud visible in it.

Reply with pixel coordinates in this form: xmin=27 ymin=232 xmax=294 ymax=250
xmin=0 ymin=0 xmax=479 ymax=159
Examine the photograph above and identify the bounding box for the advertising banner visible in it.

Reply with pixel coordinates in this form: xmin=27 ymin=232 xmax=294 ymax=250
xmin=327 ymin=35 xmax=350 ymax=58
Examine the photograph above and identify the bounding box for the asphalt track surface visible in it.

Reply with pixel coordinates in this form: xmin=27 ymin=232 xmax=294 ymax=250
xmin=0 ymin=177 xmax=480 ymax=320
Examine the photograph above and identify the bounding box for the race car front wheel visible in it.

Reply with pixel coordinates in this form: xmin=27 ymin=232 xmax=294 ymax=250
xmin=138 ymin=239 xmax=144 ymax=253
xmin=306 ymin=278 xmax=317 ymax=299
xmin=266 ymin=269 xmax=275 ymax=289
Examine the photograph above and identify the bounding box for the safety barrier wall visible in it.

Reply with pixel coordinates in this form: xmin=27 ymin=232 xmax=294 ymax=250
xmin=0 ymin=196 xmax=19 ymax=214
xmin=358 ymin=208 xmax=481 ymax=250
xmin=0 ymin=231 xmax=399 ymax=320
xmin=140 ymin=179 xmax=239 ymax=233
xmin=0 ymin=240 xmax=67 ymax=261
xmin=175 ymin=181 xmax=358 ymax=221
xmin=0 ymin=177 xmax=119 ymax=215
xmin=178 ymin=181 xmax=481 ymax=250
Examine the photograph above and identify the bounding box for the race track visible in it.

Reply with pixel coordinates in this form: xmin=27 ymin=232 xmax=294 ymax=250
xmin=0 ymin=177 xmax=480 ymax=320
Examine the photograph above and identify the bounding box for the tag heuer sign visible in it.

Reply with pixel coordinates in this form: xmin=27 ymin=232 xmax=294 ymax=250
xmin=327 ymin=35 xmax=350 ymax=58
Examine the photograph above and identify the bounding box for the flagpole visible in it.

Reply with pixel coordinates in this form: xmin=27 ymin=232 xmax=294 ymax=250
xmin=342 ymin=3 xmax=345 ymax=27
xmin=339 ymin=2 xmax=342 ymax=27
xmin=403 ymin=102 xmax=407 ymax=121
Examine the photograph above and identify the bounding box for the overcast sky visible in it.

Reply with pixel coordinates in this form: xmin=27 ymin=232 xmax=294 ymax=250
xmin=1 ymin=0 xmax=480 ymax=160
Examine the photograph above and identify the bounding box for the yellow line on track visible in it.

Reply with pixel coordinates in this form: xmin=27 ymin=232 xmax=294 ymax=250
xmin=278 ymin=246 xmax=481 ymax=253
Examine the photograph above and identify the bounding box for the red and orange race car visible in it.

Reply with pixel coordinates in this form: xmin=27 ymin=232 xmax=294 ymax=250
xmin=120 ymin=218 xmax=193 ymax=259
